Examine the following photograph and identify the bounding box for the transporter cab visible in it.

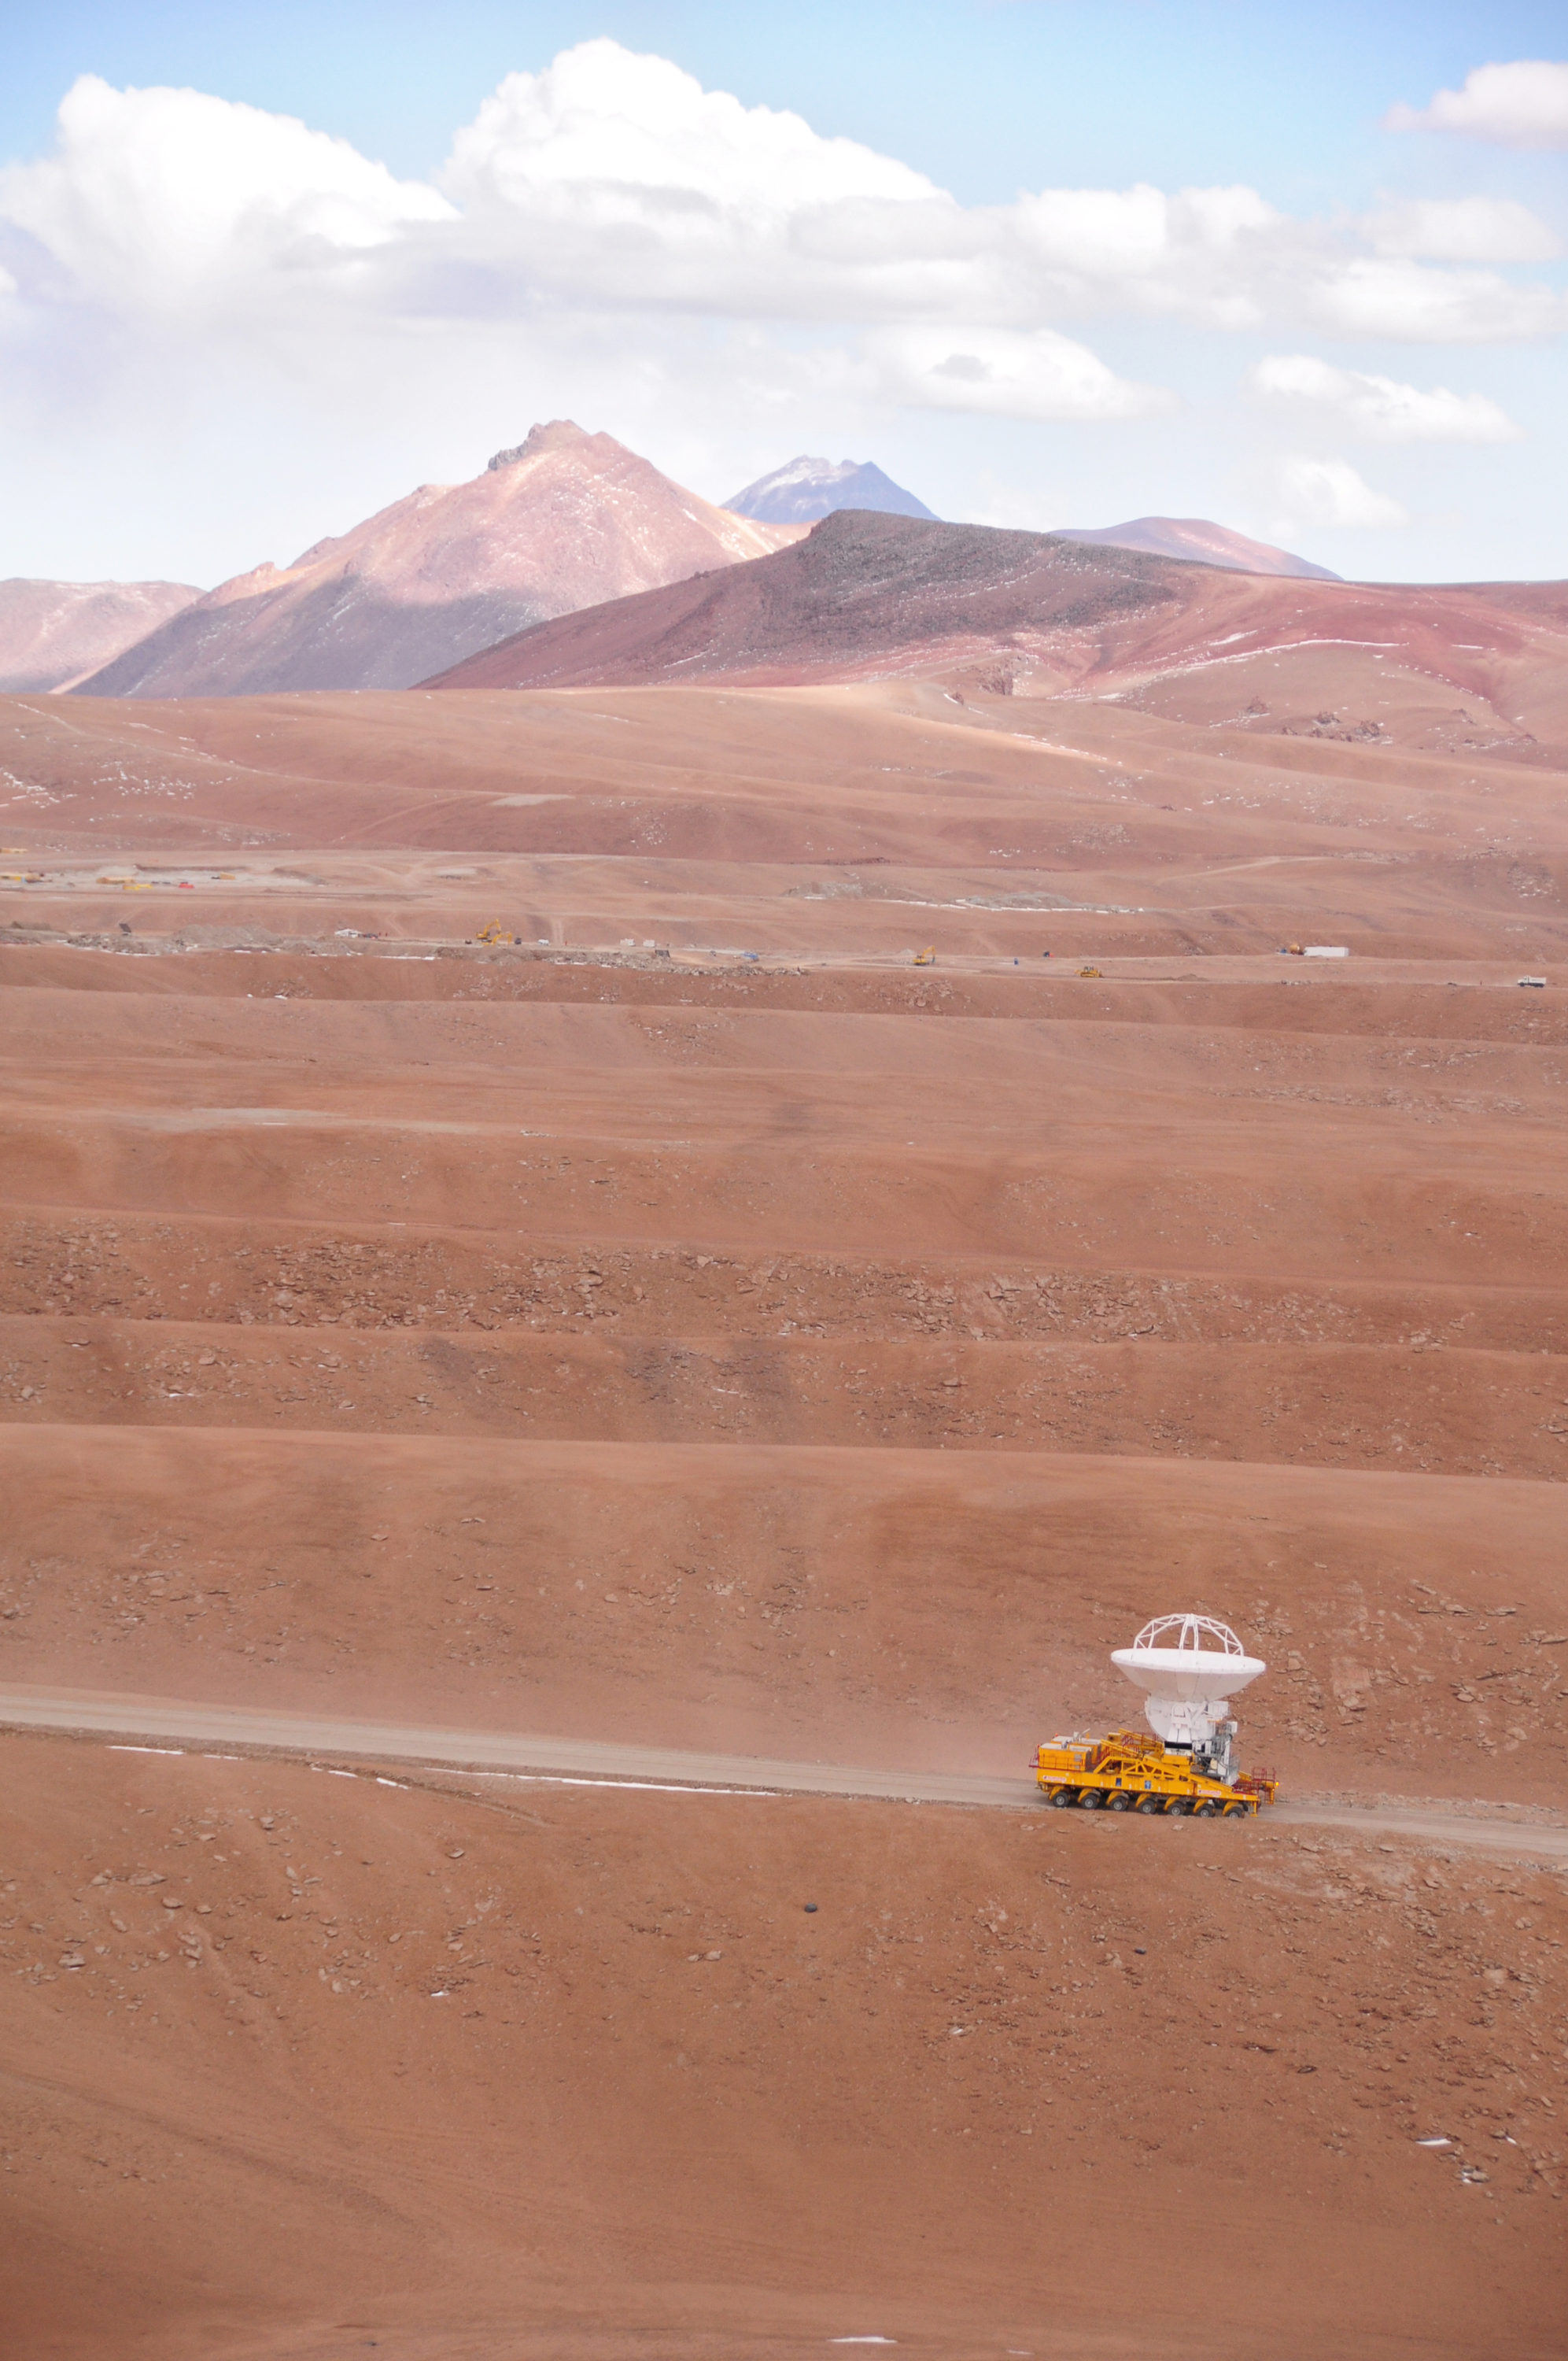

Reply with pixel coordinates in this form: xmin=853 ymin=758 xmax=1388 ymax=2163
xmin=1035 ymin=1614 xmax=1278 ymax=1819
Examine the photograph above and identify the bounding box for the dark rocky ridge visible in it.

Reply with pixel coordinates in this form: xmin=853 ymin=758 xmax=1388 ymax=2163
xmin=426 ymin=508 xmax=1186 ymax=692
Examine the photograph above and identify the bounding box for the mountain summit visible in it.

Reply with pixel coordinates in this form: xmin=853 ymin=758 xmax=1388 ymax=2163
xmin=74 ymin=423 xmax=798 ymax=698
xmin=726 ymin=455 xmax=937 ymax=526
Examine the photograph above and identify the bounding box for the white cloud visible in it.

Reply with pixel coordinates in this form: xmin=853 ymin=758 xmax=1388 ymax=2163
xmin=0 ymin=74 xmax=452 ymax=315
xmin=0 ymin=38 xmax=1560 ymax=582
xmin=445 ymin=39 xmax=935 ymax=218
xmin=1385 ymin=60 xmax=1568 ymax=150
xmin=1006 ymin=183 xmax=1286 ymax=327
xmin=432 ymin=39 xmax=960 ymax=318
xmin=1305 ymin=257 xmax=1567 ymax=344
xmin=2 ymin=42 xmax=1562 ymax=353
xmin=1275 ymin=457 xmax=1408 ymax=530
xmin=1362 ymin=196 xmax=1561 ymax=263
xmin=867 ymin=324 xmax=1171 ymax=419
xmin=1252 ymin=354 xmax=1521 ymax=442
xmin=432 ymin=60 xmax=1284 ymax=333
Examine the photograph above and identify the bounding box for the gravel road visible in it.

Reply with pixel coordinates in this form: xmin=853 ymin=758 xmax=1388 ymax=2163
xmin=4 ymin=1684 xmax=1566 ymax=1861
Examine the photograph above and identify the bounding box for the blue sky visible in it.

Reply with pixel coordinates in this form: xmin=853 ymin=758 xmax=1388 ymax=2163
xmin=2 ymin=3 xmax=1564 ymax=584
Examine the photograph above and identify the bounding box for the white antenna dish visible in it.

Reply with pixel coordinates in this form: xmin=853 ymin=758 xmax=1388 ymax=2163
xmin=1111 ymin=1614 xmax=1266 ymax=1783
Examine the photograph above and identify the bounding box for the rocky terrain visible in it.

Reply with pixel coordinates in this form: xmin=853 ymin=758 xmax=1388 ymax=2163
xmin=2 ymin=574 xmax=1566 ymax=2352
xmin=426 ymin=508 xmax=1566 ymax=730
xmin=72 ymin=423 xmax=798 ymax=699
xmin=2 ymin=1732 xmax=1563 ymax=2359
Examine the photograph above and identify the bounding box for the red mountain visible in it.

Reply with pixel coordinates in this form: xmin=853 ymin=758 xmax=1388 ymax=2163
xmin=425 ymin=511 xmax=1190 ymax=693
xmin=72 ymin=423 xmax=799 ymax=699
xmin=423 ymin=509 xmax=1568 ymax=759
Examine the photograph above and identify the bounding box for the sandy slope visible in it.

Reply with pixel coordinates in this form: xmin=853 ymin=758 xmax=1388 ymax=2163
xmin=2 ymin=631 xmax=1567 ymax=2353
xmin=2 ymin=1736 xmax=1565 ymax=2360
xmin=2 ymin=1422 xmax=1566 ymax=1798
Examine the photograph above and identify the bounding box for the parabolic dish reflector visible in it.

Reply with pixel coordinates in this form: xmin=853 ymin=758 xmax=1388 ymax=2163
xmin=1111 ymin=1616 xmax=1265 ymax=1746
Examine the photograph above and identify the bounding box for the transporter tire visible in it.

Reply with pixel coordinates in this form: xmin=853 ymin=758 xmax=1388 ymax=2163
xmin=1135 ymin=1794 xmax=1164 ymax=1813
xmin=1050 ymin=1787 xmax=1075 ymax=1808
xmin=1224 ymin=1804 xmax=1250 ymax=1820
xmin=1168 ymin=1798 xmax=1193 ymax=1816
xmin=1195 ymin=1801 xmax=1219 ymax=1817
xmin=1106 ymin=1792 xmax=1132 ymax=1811
xmin=1079 ymin=1789 xmax=1105 ymax=1809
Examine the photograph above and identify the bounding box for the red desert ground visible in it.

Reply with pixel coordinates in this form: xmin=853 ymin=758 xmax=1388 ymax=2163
xmin=2 ymin=429 xmax=1566 ymax=2361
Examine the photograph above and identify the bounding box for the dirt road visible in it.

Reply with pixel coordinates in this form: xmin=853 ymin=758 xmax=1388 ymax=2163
xmin=4 ymin=1682 xmax=1564 ymax=1861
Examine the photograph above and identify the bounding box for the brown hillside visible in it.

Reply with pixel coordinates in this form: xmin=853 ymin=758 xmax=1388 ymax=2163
xmin=72 ymin=423 xmax=798 ymax=699
xmin=2 ymin=641 xmax=1566 ymax=2355
xmin=425 ymin=509 xmax=1568 ymax=756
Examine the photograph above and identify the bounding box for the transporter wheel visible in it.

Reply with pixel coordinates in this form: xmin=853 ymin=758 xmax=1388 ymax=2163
xmin=1224 ymin=1805 xmax=1251 ymax=1820
xmin=1050 ymin=1787 xmax=1075 ymax=1808
xmin=1135 ymin=1794 xmax=1164 ymax=1813
xmin=1105 ymin=1792 xmax=1132 ymax=1811
xmin=1195 ymin=1801 xmax=1219 ymax=1817
xmin=1167 ymin=1798 xmax=1193 ymax=1816
xmin=1079 ymin=1789 xmax=1105 ymax=1809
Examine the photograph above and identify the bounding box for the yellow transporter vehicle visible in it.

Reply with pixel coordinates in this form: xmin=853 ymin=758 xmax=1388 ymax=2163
xmin=1035 ymin=1729 xmax=1277 ymax=1817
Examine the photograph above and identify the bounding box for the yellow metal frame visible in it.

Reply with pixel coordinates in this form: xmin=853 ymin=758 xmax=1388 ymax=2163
xmin=1034 ymin=1730 xmax=1276 ymax=1817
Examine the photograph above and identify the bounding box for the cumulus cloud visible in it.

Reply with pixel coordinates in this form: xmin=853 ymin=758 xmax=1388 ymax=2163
xmin=1 ymin=42 xmax=1562 ymax=350
xmin=1275 ymin=458 xmax=1408 ymax=530
xmin=1385 ymin=60 xmax=1568 ymax=149
xmin=445 ymin=41 xmax=935 ymax=218
xmin=424 ymin=53 xmax=1290 ymax=332
xmin=1005 ymin=182 xmax=1286 ymax=325
xmin=0 ymin=73 xmax=452 ymax=315
xmin=0 ymin=35 xmax=1559 ymax=580
xmin=1304 ymin=257 xmax=1566 ymax=344
xmin=1361 ymin=196 xmax=1561 ymax=264
xmin=432 ymin=39 xmax=957 ymax=318
xmin=867 ymin=324 xmax=1171 ymax=419
xmin=1252 ymin=354 xmax=1522 ymax=442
